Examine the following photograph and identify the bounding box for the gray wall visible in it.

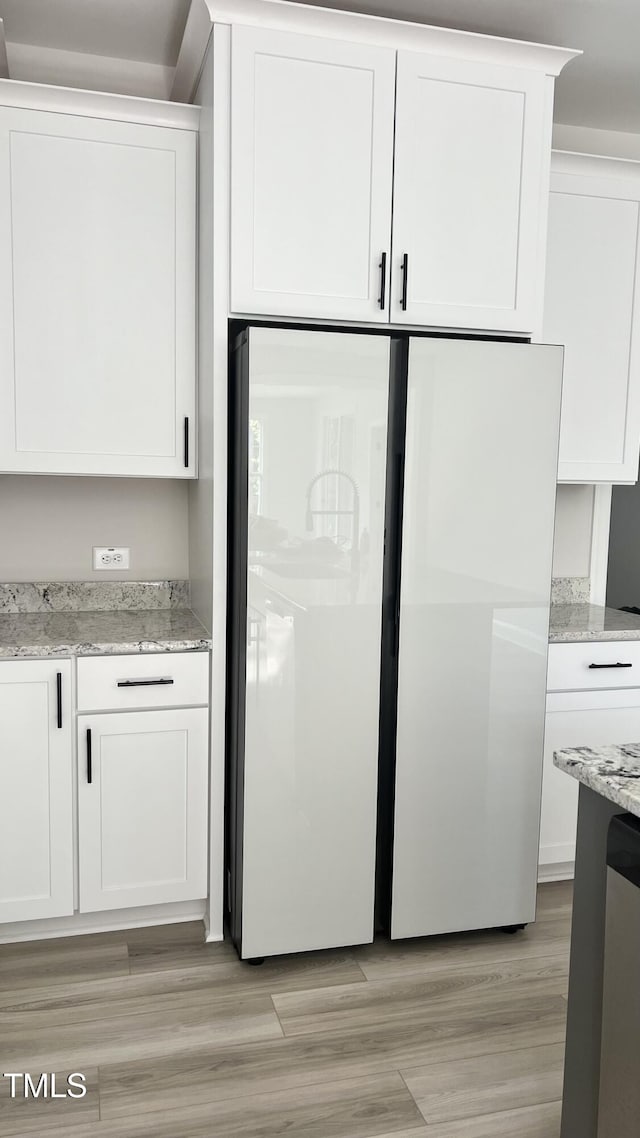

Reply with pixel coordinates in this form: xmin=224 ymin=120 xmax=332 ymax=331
xmin=607 ymin=481 xmax=640 ymax=608
xmin=0 ymin=475 xmax=189 ymax=582
xmin=553 ymin=485 xmax=594 ymax=578
xmin=553 ymin=123 xmax=640 ymax=160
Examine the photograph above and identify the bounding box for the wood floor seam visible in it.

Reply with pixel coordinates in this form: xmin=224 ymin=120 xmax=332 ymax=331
xmin=398 ymin=1037 xmax=565 ymax=1080
xmin=396 ymin=1068 xmax=427 ymax=1126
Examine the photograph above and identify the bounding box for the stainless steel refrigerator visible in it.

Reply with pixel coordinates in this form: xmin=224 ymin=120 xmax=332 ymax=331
xmin=227 ymin=325 xmax=562 ymax=960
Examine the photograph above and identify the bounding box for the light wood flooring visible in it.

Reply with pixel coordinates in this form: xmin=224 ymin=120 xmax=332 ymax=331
xmin=0 ymin=881 xmax=572 ymax=1137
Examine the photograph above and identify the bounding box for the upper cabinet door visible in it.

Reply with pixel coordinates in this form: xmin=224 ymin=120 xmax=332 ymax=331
xmin=392 ymin=52 xmax=548 ymax=333
xmin=544 ymin=153 xmax=640 ymax=484
xmin=230 ymin=26 xmax=396 ymax=322
xmin=0 ymin=109 xmax=196 ymax=477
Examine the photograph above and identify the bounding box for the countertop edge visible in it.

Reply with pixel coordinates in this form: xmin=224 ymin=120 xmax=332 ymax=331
xmin=549 ymin=631 xmax=640 ymax=644
xmin=0 ymin=639 xmax=212 ymax=660
xmin=554 ymin=748 xmax=640 ymax=819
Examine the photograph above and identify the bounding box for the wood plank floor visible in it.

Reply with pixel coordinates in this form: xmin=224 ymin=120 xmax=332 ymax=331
xmin=0 ymin=881 xmax=572 ymax=1137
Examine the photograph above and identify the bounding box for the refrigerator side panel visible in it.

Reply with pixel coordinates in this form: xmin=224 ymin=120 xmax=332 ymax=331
xmin=240 ymin=326 xmax=390 ymax=959
xmin=391 ymin=337 xmax=563 ymax=940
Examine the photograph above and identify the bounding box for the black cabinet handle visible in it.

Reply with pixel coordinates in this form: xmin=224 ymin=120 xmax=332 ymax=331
xmin=56 ymin=672 xmax=62 ymax=729
xmin=184 ymin=417 xmax=189 ymax=469
xmin=378 ymin=251 xmax=387 ymax=310
xmin=116 ymin=678 xmax=175 ymax=688
xmin=86 ymin=729 xmax=92 ymax=785
xmin=400 ymin=253 xmax=409 ymax=311
xmin=588 ymin=662 xmax=633 ymax=669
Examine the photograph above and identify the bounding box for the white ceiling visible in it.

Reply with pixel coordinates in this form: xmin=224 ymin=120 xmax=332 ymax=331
xmin=0 ymin=0 xmax=638 ymax=132
xmin=0 ymin=0 xmax=190 ymax=65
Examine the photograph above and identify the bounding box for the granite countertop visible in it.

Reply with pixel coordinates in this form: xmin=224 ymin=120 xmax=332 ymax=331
xmin=554 ymin=744 xmax=640 ymax=818
xmin=549 ymin=604 xmax=640 ymax=644
xmin=0 ymin=608 xmax=211 ymax=659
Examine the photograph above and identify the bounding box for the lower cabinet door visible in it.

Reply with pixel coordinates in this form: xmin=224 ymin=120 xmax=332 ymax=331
xmin=541 ymin=690 xmax=640 ymax=873
xmin=78 ymin=708 xmax=208 ymax=912
xmin=0 ymin=659 xmax=73 ymax=923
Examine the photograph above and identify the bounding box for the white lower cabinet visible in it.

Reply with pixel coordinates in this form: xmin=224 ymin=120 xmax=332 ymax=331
xmin=541 ymin=700 xmax=581 ymax=872
xmin=541 ymin=644 xmax=640 ymax=875
xmin=0 ymin=660 xmax=73 ymax=923
xmin=78 ymin=708 xmax=209 ymax=913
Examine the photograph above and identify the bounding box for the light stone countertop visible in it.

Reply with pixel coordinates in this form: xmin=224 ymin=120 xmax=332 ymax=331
xmin=0 ymin=608 xmax=211 ymax=659
xmin=554 ymin=744 xmax=640 ymax=819
xmin=549 ymin=604 xmax=640 ymax=643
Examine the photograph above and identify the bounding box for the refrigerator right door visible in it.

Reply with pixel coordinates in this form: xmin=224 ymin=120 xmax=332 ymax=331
xmin=391 ymin=337 xmax=563 ymax=939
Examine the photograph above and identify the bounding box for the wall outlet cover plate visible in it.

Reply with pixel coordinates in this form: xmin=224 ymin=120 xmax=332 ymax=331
xmin=93 ymin=546 xmax=130 ymax=570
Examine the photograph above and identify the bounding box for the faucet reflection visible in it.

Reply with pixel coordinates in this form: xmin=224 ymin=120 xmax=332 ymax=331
xmin=304 ymin=468 xmax=360 ymax=576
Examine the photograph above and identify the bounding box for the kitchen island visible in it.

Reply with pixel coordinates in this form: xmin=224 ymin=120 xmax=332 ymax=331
xmin=554 ymin=744 xmax=640 ymax=1137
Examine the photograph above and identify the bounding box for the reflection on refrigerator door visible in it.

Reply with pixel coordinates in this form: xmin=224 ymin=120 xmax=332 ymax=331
xmin=230 ymin=326 xmax=390 ymax=960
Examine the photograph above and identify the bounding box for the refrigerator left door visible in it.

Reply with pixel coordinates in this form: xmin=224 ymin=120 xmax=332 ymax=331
xmin=229 ymin=326 xmax=390 ymax=959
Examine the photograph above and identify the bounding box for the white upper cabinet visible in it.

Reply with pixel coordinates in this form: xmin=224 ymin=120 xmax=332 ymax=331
xmin=544 ymin=152 xmax=640 ymax=484
xmin=0 ymin=97 xmax=197 ymax=477
xmin=230 ymin=26 xmax=396 ymax=321
xmin=0 ymin=660 xmax=73 ymax=924
xmin=392 ymin=53 xmax=548 ymax=333
xmin=228 ymin=14 xmax=577 ymax=332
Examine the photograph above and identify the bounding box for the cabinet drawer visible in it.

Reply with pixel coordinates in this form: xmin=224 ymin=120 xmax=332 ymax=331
xmin=77 ymin=653 xmax=209 ymax=711
xmin=548 ymin=642 xmax=640 ymax=692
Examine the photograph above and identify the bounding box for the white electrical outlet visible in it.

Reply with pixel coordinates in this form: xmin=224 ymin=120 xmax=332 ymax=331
xmin=93 ymin=547 xmax=130 ymax=570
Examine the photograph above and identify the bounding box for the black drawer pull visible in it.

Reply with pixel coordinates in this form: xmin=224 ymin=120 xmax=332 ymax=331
xmin=86 ymin=728 xmax=92 ymax=785
xmin=588 ymin=662 xmax=633 ymax=669
xmin=56 ymin=671 xmax=62 ymax=729
xmin=117 ymin=678 xmax=175 ymax=688
xmin=184 ymin=417 xmax=189 ymax=469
